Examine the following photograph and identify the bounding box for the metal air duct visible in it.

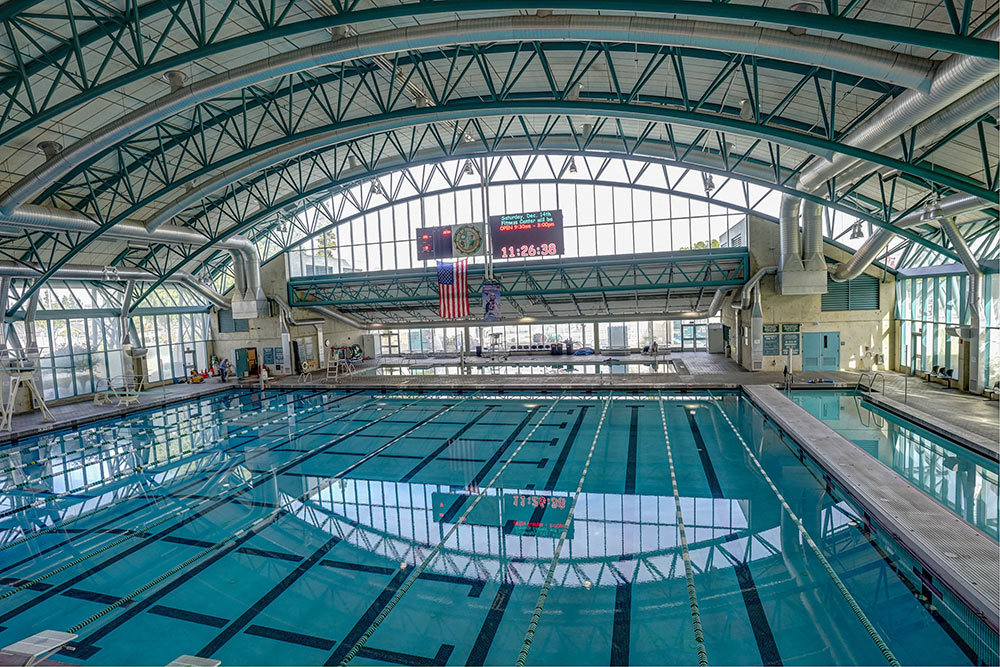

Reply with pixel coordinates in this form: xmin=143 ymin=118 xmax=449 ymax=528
xmin=778 ymin=26 xmax=998 ymax=294
xmin=940 ymin=217 xmax=984 ymax=394
xmin=0 ymin=206 xmax=264 ymax=316
xmin=0 ymin=261 xmax=230 ymax=309
xmin=829 ymin=193 xmax=993 ymax=282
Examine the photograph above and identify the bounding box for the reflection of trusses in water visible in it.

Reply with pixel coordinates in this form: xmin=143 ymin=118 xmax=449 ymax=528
xmin=279 ymin=475 xmax=868 ymax=593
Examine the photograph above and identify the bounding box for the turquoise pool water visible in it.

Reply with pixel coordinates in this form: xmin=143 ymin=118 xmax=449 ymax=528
xmin=0 ymin=388 xmax=995 ymax=666
xmin=788 ymin=389 xmax=999 ymax=540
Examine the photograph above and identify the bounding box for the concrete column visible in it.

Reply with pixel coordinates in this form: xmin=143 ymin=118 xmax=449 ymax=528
xmin=592 ymin=322 xmax=600 ymax=353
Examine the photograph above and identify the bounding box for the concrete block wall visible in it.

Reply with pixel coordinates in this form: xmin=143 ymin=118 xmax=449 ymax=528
xmin=209 ymin=255 xmax=365 ymax=375
xmin=722 ymin=216 xmax=896 ymax=373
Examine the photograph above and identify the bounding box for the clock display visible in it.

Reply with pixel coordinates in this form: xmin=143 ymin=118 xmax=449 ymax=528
xmin=489 ymin=209 xmax=564 ymax=259
xmin=498 ymin=242 xmax=559 ymax=259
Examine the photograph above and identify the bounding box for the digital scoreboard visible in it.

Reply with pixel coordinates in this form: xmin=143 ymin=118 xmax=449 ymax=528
xmin=488 ymin=209 xmax=564 ymax=259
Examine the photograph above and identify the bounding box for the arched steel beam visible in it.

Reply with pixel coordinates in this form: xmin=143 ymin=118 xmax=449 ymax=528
xmin=1 ymin=12 xmax=954 ymax=213
xmin=54 ymin=84 xmax=892 ymax=218
xmin=143 ymin=99 xmax=997 ymax=231
xmin=126 ymin=147 xmax=969 ymax=310
xmin=0 ymin=0 xmax=991 ymax=156
xmin=9 ymin=95 xmax=992 ymax=313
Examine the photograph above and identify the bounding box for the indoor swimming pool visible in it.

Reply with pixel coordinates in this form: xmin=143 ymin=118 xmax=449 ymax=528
xmin=0 ymin=388 xmax=995 ymax=666
xmin=361 ymin=361 xmax=673 ymax=376
xmin=788 ymin=389 xmax=999 ymax=540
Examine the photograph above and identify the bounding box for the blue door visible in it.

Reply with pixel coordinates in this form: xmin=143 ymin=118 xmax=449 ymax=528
xmin=821 ymin=332 xmax=840 ymax=370
xmin=803 ymin=332 xmax=839 ymax=371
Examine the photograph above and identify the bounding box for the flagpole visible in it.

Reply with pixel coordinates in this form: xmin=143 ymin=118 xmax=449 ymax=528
xmin=481 ymin=156 xmax=492 ymax=282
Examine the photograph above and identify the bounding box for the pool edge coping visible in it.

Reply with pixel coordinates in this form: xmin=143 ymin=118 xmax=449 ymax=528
xmin=742 ymin=384 xmax=1000 ymax=638
xmin=864 ymin=393 xmax=998 ymax=462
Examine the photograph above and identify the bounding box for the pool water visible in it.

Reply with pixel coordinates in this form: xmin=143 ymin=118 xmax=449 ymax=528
xmin=361 ymin=361 xmax=673 ymax=376
xmin=788 ymin=389 xmax=999 ymax=540
xmin=0 ymin=388 xmax=995 ymax=666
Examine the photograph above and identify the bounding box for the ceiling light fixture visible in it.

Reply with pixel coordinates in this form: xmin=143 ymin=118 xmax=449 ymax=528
xmin=702 ymin=172 xmax=715 ymax=194
xmin=787 ymin=2 xmax=819 ymax=36
xmin=463 ymin=160 xmax=475 ymax=176
xmin=568 ymin=157 xmax=577 ymax=174
xmin=849 ymin=222 xmax=864 ymax=240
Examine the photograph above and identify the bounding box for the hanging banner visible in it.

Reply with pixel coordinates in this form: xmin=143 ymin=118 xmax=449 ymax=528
xmin=482 ymin=282 xmax=502 ymax=322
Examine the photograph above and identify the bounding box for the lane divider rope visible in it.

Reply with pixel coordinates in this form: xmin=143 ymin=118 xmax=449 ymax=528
xmin=706 ymin=391 xmax=900 ymax=667
xmin=336 ymin=393 xmax=568 ymax=666
xmin=0 ymin=389 xmax=352 ymax=552
xmin=514 ymin=393 xmax=612 ymax=667
xmin=66 ymin=391 xmax=473 ymax=636
xmin=0 ymin=390 xmax=403 ymax=599
xmin=657 ymin=392 xmax=709 ymax=667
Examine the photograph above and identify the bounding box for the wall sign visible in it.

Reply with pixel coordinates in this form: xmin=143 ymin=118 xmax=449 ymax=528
xmin=763 ymin=324 xmax=779 ymax=334
xmin=781 ymin=323 xmax=801 ymax=333
xmin=762 ymin=333 xmax=780 ymax=356
xmin=781 ymin=333 xmax=801 ymax=355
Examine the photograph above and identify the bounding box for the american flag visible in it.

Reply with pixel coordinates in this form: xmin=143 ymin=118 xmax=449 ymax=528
xmin=437 ymin=259 xmax=469 ymax=318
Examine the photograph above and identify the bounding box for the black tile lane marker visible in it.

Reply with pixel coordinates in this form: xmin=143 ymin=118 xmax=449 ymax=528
xmin=332 ymin=396 xmax=568 ymax=666
xmin=705 ymin=392 xmax=900 ymax=667
xmin=322 ymin=570 xmax=410 ymax=665
xmin=66 ymin=394 xmax=473 ymax=658
xmin=439 ymin=406 xmax=540 ymax=523
xmin=0 ymin=390 xmax=402 ymax=623
xmin=0 ymin=391 xmax=360 ymax=540
xmin=624 ymin=405 xmax=639 ymax=495
xmin=399 ymin=405 xmax=497 ymax=483
xmin=610 ymin=558 xmax=632 ymax=666
xmin=685 ymin=408 xmax=723 ymax=499
xmin=465 ymin=580 xmax=515 ymax=666
xmin=0 ymin=387 xmax=330 ymax=472
xmin=197 ymin=535 xmax=342 ymax=657
xmin=544 ymin=404 xmax=592 ymax=490
xmin=514 ymin=395 xmax=611 ymax=667
xmin=0 ymin=389 xmax=366 ymax=584
xmin=0 ymin=388 xmax=354 ymax=546
xmin=726 ymin=555 xmax=783 ymax=666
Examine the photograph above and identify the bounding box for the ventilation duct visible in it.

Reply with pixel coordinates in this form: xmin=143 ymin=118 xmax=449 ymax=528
xmin=0 ymin=14 xmax=941 ymax=216
xmin=940 ymin=217 xmax=984 ymax=394
xmin=0 ymin=206 xmax=264 ymax=317
xmin=0 ymin=261 xmax=230 ymax=309
xmin=829 ymin=193 xmax=993 ymax=282
xmin=777 ymin=26 xmax=998 ymax=295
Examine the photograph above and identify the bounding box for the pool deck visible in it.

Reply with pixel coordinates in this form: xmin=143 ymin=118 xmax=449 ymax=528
xmin=744 ymin=385 xmax=1000 ymax=636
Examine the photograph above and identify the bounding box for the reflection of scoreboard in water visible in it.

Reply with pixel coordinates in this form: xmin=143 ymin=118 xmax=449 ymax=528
xmin=488 ymin=209 xmax=564 ymax=259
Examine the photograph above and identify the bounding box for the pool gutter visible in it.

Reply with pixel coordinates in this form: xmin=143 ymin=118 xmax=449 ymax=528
xmin=742 ymin=384 xmax=1000 ymax=636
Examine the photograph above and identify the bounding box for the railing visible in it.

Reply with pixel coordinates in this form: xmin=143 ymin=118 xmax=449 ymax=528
xmin=855 ymin=372 xmax=885 ymax=396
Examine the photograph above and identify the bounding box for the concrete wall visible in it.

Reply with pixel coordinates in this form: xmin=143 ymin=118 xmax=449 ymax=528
xmin=209 ymin=255 xmax=365 ymax=376
xmin=721 ymin=216 xmax=895 ymax=373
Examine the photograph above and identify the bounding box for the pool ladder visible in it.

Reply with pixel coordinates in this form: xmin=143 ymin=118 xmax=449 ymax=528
xmin=855 ymin=371 xmax=885 ymax=395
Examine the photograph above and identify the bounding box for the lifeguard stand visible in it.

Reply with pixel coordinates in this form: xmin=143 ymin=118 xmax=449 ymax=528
xmin=0 ymin=347 xmax=54 ymax=430
xmin=488 ymin=332 xmax=507 ymax=362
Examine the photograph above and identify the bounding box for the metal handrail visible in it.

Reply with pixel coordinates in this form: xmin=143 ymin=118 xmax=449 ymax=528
xmin=855 ymin=371 xmax=885 ymax=396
